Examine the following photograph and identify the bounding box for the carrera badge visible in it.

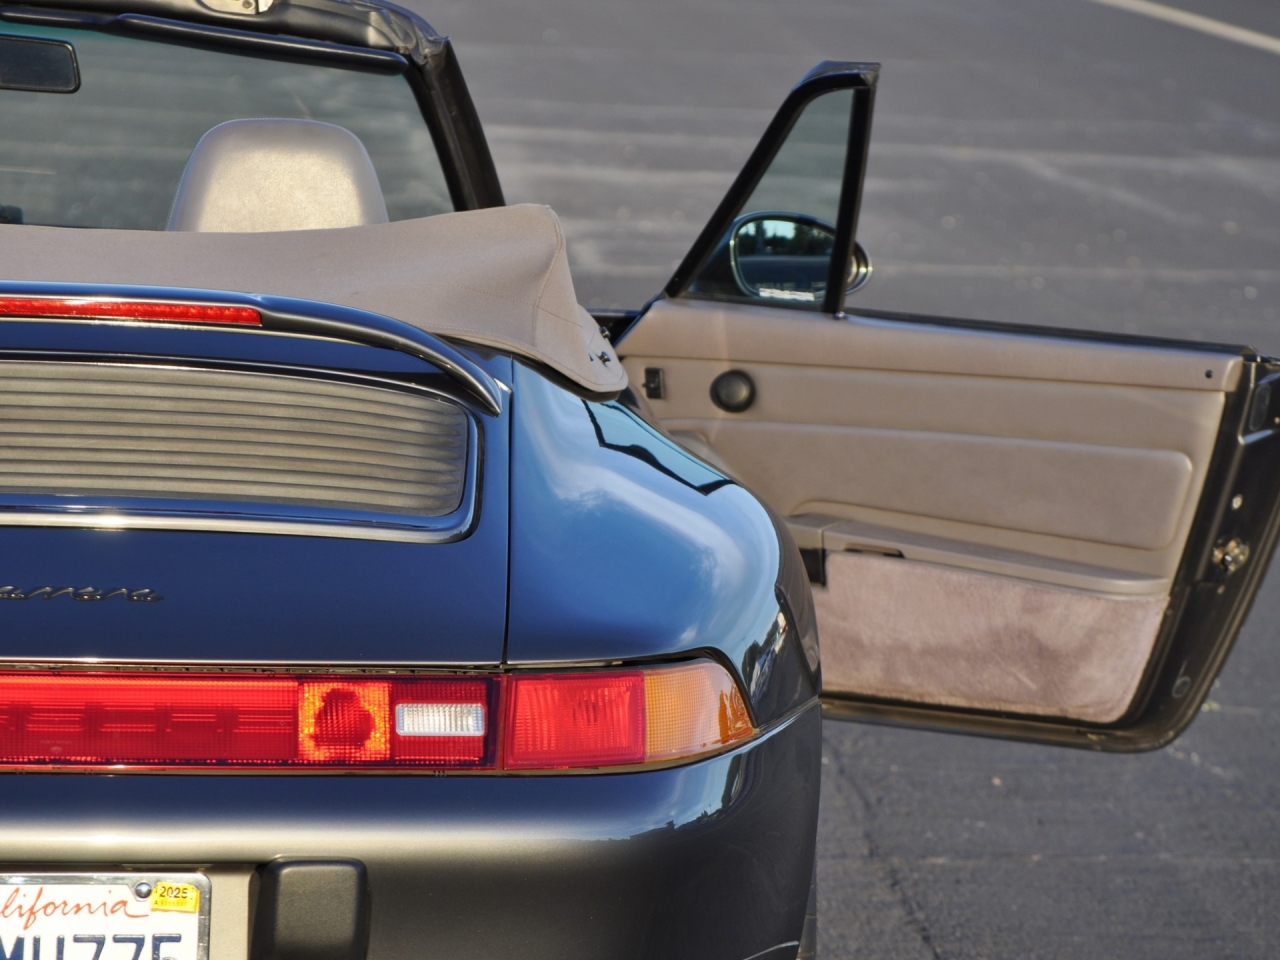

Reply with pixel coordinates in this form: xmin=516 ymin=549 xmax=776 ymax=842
xmin=0 ymin=586 xmax=163 ymax=601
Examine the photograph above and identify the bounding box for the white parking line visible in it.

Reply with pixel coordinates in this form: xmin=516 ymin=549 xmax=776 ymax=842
xmin=1082 ymin=0 xmax=1280 ymax=56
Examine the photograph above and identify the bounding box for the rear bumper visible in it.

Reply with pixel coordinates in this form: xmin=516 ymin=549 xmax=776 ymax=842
xmin=0 ymin=704 xmax=821 ymax=960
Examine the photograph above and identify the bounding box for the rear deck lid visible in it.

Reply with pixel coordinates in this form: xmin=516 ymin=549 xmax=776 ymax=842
xmin=0 ymin=294 xmax=510 ymax=666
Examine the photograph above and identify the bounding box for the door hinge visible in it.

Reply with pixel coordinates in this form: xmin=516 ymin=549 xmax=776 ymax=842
xmin=1212 ymin=537 xmax=1251 ymax=575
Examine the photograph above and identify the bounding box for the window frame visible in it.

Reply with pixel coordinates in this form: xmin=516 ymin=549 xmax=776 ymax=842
xmin=0 ymin=3 xmax=505 ymax=213
xmin=663 ymin=61 xmax=877 ymax=316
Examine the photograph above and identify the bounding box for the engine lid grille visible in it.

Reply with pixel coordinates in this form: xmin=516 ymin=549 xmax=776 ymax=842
xmin=0 ymin=360 xmax=473 ymax=537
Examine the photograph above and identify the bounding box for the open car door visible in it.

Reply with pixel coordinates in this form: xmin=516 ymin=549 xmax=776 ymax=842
xmin=609 ymin=62 xmax=1280 ymax=751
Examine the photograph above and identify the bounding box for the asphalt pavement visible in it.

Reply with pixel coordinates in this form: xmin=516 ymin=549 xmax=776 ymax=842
xmin=409 ymin=0 xmax=1280 ymax=955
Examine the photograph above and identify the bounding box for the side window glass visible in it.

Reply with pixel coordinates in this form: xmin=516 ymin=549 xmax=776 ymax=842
xmin=687 ymin=89 xmax=853 ymax=309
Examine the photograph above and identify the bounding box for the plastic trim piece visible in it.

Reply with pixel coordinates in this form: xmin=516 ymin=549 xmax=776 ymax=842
xmin=251 ymin=860 xmax=369 ymax=960
xmin=788 ymin=515 xmax=1171 ymax=596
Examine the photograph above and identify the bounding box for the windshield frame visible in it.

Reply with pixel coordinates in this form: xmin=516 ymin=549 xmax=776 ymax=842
xmin=0 ymin=0 xmax=505 ymax=211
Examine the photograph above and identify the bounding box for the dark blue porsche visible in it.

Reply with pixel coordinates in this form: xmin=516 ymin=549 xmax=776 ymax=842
xmin=0 ymin=2 xmax=1276 ymax=959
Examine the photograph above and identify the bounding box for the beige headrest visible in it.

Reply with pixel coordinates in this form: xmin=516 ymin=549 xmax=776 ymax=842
xmin=167 ymin=119 xmax=390 ymax=233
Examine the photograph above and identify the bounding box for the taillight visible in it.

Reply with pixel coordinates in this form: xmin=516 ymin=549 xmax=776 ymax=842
xmin=0 ymin=673 xmax=498 ymax=770
xmin=0 ymin=296 xmax=261 ymax=325
xmin=505 ymin=661 xmax=753 ymax=770
xmin=0 ymin=662 xmax=752 ymax=772
xmin=505 ymin=672 xmax=646 ymax=769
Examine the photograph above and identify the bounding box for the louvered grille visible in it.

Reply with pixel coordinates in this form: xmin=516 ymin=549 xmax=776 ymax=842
xmin=0 ymin=361 xmax=469 ymax=517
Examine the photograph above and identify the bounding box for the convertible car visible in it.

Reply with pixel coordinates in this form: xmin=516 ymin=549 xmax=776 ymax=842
xmin=0 ymin=2 xmax=1276 ymax=959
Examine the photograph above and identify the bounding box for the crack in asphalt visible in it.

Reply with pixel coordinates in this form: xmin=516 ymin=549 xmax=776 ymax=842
xmin=823 ymin=729 xmax=944 ymax=960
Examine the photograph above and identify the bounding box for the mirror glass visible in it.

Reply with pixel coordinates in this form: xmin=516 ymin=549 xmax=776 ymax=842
xmin=731 ymin=215 xmax=835 ymax=303
xmin=0 ymin=37 xmax=79 ymax=94
xmin=729 ymin=213 xmax=871 ymax=303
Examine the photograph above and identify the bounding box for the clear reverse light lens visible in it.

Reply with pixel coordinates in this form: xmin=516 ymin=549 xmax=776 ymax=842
xmin=396 ymin=702 xmax=486 ymax=737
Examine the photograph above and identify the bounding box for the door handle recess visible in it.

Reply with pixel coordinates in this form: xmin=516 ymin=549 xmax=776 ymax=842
xmin=711 ymin=370 xmax=755 ymax=413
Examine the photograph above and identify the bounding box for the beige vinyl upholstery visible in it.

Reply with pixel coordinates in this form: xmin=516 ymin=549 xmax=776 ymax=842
xmin=0 ymin=204 xmax=624 ymax=393
xmin=620 ymin=296 xmax=1236 ymax=721
xmin=168 ymin=119 xmax=390 ymax=233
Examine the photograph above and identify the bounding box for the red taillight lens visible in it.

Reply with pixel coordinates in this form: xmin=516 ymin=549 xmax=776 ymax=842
xmin=0 ymin=663 xmax=751 ymax=772
xmin=0 ymin=297 xmax=261 ymax=325
xmin=0 ymin=675 xmax=296 ymax=763
xmin=0 ymin=673 xmax=497 ymax=770
xmin=503 ymin=662 xmax=754 ymax=771
xmin=504 ymin=672 xmax=646 ymax=769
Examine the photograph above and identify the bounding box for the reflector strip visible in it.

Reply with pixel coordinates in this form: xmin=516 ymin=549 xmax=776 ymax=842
xmin=0 ymin=297 xmax=261 ymax=325
xmin=0 ymin=673 xmax=497 ymax=769
xmin=396 ymin=703 xmax=486 ymax=737
xmin=0 ymin=674 xmax=296 ymax=763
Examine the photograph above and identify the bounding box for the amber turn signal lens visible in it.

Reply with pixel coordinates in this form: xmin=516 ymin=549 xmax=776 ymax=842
xmin=298 ymin=681 xmax=391 ymax=763
xmin=644 ymin=660 xmax=753 ymax=762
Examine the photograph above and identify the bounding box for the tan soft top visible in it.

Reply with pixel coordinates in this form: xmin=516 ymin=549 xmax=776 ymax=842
xmin=0 ymin=204 xmax=626 ymax=393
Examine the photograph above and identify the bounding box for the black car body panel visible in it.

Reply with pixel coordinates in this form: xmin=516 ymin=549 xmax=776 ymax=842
xmin=0 ymin=706 xmax=821 ymax=960
xmin=0 ymin=315 xmax=513 ymax=666
xmin=0 ymin=523 xmax=510 ymax=664
xmin=505 ymin=361 xmax=819 ymax=725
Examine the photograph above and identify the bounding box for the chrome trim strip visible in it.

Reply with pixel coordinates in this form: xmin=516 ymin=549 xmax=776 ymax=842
xmin=261 ymin=307 xmax=505 ymax=416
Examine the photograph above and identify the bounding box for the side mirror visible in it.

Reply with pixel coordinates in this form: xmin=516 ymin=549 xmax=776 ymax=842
xmin=729 ymin=213 xmax=871 ymax=304
xmin=667 ymin=62 xmax=878 ymax=315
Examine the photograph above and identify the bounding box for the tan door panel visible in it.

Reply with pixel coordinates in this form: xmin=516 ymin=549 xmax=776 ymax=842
xmin=666 ymin=421 xmax=1193 ymax=551
xmin=620 ymin=298 xmax=1227 ymax=579
xmin=623 ymin=298 xmax=1240 ymax=391
xmin=636 ymin=58 xmax=1276 ymax=742
xmin=620 ymin=297 xmax=1234 ymax=723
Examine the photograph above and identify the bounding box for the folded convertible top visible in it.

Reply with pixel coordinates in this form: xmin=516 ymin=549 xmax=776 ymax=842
xmin=0 ymin=203 xmax=626 ymax=393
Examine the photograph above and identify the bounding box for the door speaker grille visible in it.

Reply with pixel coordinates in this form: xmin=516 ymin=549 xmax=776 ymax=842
xmin=0 ymin=361 xmax=468 ymax=517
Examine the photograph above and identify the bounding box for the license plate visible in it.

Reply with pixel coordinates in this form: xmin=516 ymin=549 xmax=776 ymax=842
xmin=0 ymin=875 xmax=209 ymax=960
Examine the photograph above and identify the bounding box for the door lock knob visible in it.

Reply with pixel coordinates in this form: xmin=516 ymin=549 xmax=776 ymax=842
xmin=711 ymin=370 xmax=755 ymax=413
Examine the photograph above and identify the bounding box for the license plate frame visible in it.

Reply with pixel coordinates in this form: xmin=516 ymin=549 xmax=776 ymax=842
xmin=0 ymin=873 xmax=210 ymax=960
